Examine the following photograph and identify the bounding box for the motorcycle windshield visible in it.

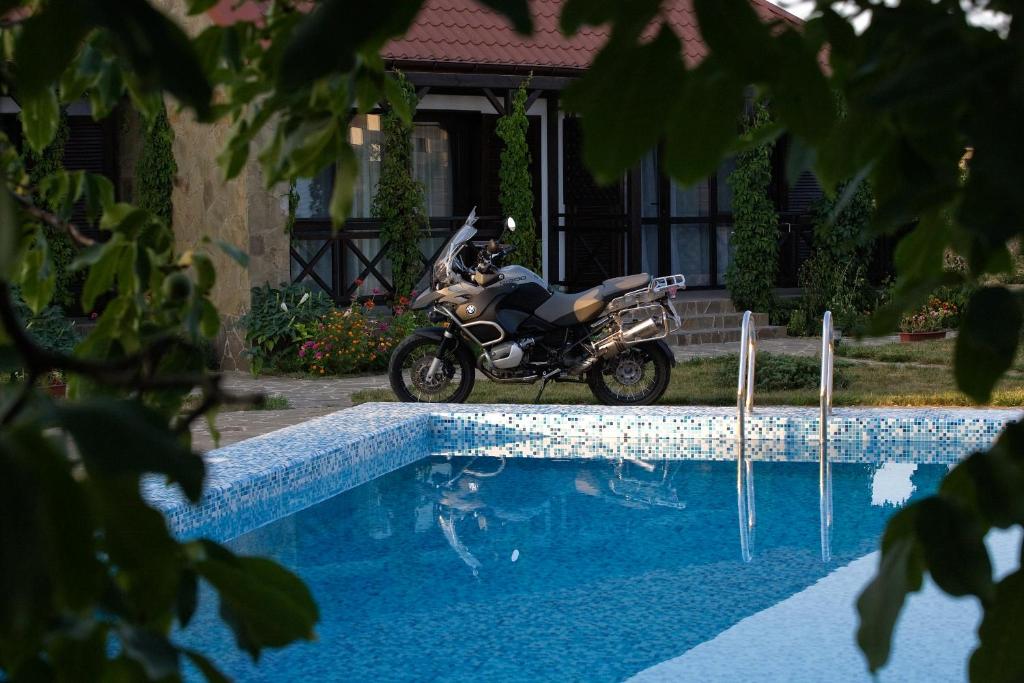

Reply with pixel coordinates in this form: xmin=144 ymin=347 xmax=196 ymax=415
xmin=433 ymin=224 xmax=477 ymax=286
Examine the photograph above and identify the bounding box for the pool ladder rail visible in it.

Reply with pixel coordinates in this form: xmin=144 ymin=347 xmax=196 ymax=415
xmin=734 ymin=309 xmax=836 ymax=562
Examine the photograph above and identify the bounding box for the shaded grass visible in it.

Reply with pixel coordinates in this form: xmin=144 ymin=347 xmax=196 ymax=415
xmin=837 ymin=337 xmax=1024 ymax=372
xmin=353 ymin=354 xmax=1024 ymax=408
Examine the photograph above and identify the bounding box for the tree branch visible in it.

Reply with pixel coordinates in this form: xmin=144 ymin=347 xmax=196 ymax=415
xmin=12 ymin=192 xmax=96 ymax=248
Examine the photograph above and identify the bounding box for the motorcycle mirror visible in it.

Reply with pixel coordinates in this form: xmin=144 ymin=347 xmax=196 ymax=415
xmin=506 ymin=216 xmax=516 ymax=231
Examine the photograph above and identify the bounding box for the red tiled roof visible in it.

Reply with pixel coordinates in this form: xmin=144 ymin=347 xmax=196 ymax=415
xmin=382 ymin=0 xmax=803 ymax=72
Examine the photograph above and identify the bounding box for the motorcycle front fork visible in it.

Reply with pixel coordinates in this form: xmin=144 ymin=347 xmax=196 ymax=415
xmin=425 ymin=329 xmax=457 ymax=382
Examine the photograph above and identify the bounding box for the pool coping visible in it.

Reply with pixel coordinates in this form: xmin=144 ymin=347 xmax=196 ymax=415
xmin=145 ymin=403 xmax=1021 ymax=542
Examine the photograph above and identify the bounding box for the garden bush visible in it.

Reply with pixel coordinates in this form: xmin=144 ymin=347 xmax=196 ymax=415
xmin=716 ymin=352 xmax=849 ymax=392
xmin=295 ymin=301 xmax=424 ymax=375
xmin=239 ymin=283 xmax=335 ymax=373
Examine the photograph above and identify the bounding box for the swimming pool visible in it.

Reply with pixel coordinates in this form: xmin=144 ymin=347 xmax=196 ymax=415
xmin=148 ymin=404 xmax=1020 ymax=681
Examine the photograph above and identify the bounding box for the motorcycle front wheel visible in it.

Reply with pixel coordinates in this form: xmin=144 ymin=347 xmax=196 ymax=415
xmin=586 ymin=341 xmax=671 ymax=406
xmin=388 ymin=335 xmax=476 ymax=403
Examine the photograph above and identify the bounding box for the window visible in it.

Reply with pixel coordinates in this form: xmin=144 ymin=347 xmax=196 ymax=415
xmin=637 ymin=148 xmax=737 ymax=287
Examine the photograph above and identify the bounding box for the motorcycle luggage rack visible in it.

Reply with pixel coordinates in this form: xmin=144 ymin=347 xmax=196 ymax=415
xmin=652 ymin=274 xmax=687 ymax=293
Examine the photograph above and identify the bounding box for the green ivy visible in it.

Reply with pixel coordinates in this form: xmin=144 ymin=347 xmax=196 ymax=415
xmin=135 ymin=104 xmax=177 ymax=227
xmin=24 ymin=111 xmax=78 ymax=308
xmin=724 ymin=102 xmax=777 ymax=312
xmin=372 ymin=72 xmax=428 ymax=298
xmin=496 ymin=79 xmax=540 ymax=273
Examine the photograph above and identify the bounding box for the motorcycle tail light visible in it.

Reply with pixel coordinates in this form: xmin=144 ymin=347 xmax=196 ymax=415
xmin=668 ymin=286 xmax=678 ymax=299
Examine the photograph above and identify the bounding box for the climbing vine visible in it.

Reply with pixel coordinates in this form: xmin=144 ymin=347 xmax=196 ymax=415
xmin=135 ymin=103 xmax=177 ymax=226
xmin=496 ymin=78 xmax=540 ymax=273
xmin=372 ymin=71 xmax=428 ymax=298
xmin=724 ymin=102 xmax=777 ymax=313
xmin=25 ymin=111 xmax=76 ymax=308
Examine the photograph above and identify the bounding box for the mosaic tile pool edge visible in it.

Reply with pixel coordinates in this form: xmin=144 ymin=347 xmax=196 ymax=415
xmin=146 ymin=403 xmax=1021 ymax=542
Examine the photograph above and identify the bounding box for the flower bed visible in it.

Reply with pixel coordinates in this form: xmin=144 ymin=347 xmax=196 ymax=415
xmin=295 ymin=297 xmax=424 ymax=375
xmin=899 ymin=297 xmax=959 ymax=337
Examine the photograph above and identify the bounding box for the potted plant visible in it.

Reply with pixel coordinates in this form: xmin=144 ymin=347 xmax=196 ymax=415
xmin=899 ymin=297 xmax=959 ymax=342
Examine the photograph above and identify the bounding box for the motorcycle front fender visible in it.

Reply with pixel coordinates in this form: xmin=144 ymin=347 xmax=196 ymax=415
xmin=410 ymin=326 xmax=453 ymax=343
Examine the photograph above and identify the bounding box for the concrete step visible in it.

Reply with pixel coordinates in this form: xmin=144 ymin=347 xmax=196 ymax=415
xmin=668 ymin=325 xmax=787 ymax=347
xmin=676 ymin=311 xmax=769 ymax=332
xmin=674 ymin=297 xmax=739 ymax=316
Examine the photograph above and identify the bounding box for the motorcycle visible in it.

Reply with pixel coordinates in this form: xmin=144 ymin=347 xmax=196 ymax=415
xmin=388 ymin=208 xmax=686 ymax=405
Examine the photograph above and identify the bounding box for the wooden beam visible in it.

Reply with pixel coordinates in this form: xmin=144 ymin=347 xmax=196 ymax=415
xmin=524 ymin=89 xmax=543 ymax=112
xmin=482 ymin=87 xmax=505 ymax=115
xmin=416 ymin=86 xmax=431 ymax=100
xmin=546 ymin=94 xmax=560 ymax=285
xmin=403 ymin=70 xmax=576 ymax=92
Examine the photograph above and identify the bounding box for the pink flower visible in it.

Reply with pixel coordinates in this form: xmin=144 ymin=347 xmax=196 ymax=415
xmin=372 ymin=287 xmax=381 ymax=295
xmin=90 ymin=311 xmax=98 ymax=320
xmin=315 ymin=352 xmax=323 ymax=360
xmin=299 ymin=349 xmax=306 ymax=357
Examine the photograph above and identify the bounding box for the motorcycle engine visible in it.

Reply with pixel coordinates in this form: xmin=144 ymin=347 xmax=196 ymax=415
xmin=488 ymin=337 xmax=535 ymax=369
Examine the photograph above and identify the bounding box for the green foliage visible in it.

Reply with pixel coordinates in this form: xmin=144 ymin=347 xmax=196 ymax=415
xmin=724 ymin=102 xmax=777 ymax=312
xmin=793 ymin=251 xmax=871 ymax=335
xmin=239 ymin=283 xmax=335 ymax=374
xmin=135 ymin=104 xmax=177 ymax=226
xmin=25 ymin=112 xmax=79 ymax=308
xmin=372 ymin=72 xmax=428 ymax=297
xmin=716 ymin=352 xmax=849 ymax=392
xmin=295 ymin=303 xmax=425 ymax=375
xmin=496 ymin=79 xmax=541 ymax=273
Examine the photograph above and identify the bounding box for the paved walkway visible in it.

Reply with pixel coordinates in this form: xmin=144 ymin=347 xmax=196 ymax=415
xmin=191 ymin=335 xmax=904 ymax=451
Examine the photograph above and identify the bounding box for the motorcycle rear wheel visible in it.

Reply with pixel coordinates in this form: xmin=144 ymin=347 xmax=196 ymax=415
xmin=586 ymin=342 xmax=671 ymax=406
xmin=389 ymin=335 xmax=476 ymax=403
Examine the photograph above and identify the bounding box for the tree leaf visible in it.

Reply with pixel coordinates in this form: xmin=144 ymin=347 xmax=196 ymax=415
xmin=475 ymin=0 xmax=531 ymax=34
xmin=15 ymin=0 xmax=89 ymax=97
xmin=954 ymin=287 xmax=1023 ymax=403
xmin=20 ymin=88 xmax=61 ymax=153
xmin=693 ymin=0 xmax=776 ymax=82
xmin=212 ymin=239 xmax=249 ymax=268
xmin=177 ymin=569 xmax=198 ymax=628
xmin=856 ymin=505 xmax=924 ymax=673
xmin=663 ymin=59 xmax=745 ymax=186
xmin=55 ymin=398 xmax=205 ymax=502
xmin=18 ymin=228 xmax=56 ymax=314
xmin=83 ymin=0 xmax=213 ymax=117
xmin=195 ymin=542 xmax=318 ymax=660
xmin=914 ymin=497 xmax=993 ymax=601
xmin=563 ymin=26 xmax=686 ymax=182
xmin=971 ymin=569 xmax=1024 ymax=682
xmin=277 ymin=0 xmax=422 ymax=92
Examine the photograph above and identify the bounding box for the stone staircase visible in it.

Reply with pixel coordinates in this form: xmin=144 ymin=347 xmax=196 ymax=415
xmin=668 ymin=295 xmax=786 ymax=346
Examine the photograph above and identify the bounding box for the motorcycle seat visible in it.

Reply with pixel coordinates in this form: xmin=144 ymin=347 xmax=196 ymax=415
xmin=535 ymin=273 xmax=652 ymax=326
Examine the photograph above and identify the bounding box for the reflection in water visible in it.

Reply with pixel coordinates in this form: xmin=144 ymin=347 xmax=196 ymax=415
xmin=820 ymin=439 xmax=834 ymax=563
xmin=191 ymin=453 xmax=957 ymax=683
xmin=737 ymin=441 xmax=756 ymax=562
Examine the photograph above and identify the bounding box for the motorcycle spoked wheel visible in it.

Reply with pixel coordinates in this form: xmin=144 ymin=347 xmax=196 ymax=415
xmin=586 ymin=342 xmax=671 ymax=406
xmin=388 ymin=335 xmax=476 ymax=403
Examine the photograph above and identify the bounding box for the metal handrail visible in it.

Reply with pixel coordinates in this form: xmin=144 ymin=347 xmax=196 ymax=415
xmin=819 ymin=310 xmax=835 ymax=438
xmin=819 ymin=310 xmax=835 ymax=562
xmin=735 ymin=310 xmax=758 ymax=561
xmin=736 ymin=310 xmax=758 ymax=433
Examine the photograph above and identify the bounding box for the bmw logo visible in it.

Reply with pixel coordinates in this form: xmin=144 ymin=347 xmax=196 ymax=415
xmin=466 ymin=305 xmax=477 ymax=315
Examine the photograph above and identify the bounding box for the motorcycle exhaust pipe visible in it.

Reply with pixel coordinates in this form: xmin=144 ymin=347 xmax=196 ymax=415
xmin=623 ymin=317 xmax=659 ymax=340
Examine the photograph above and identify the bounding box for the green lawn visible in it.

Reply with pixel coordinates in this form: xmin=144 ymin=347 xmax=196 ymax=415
xmin=353 ymin=354 xmax=1024 ymax=408
xmin=837 ymin=337 xmax=1024 ymax=371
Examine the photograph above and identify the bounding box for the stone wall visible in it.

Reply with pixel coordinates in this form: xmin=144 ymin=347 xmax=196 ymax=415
xmin=149 ymin=0 xmax=291 ymax=369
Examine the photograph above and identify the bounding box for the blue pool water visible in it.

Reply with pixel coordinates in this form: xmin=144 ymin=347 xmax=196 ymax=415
xmin=179 ymin=451 xmax=965 ymax=681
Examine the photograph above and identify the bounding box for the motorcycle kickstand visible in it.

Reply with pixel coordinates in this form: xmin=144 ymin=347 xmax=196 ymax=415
xmin=534 ymin=370 xmax=561 ymax=404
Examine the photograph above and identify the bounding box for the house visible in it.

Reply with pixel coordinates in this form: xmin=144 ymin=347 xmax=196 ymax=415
xmin=287 ymin=0 xmax=826 ymax=302
xmin=8 ymin=0 xmax=842 ymax=367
